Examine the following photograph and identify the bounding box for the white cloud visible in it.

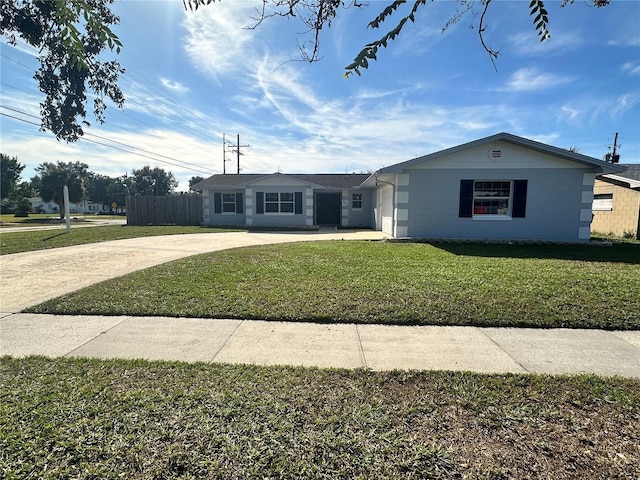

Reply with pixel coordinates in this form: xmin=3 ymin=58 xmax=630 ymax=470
xmin=509 ymin=31 xmax=583 ymax=57
xmin=160 ymin=77 xmax=189 ymax=93
xmin=503 ymin=67 xmax=574 ymax=92
xmin=622 ymin=61 xmax=640 ymax=76
xmin=182 ymin=2 xmax=262 ymax=80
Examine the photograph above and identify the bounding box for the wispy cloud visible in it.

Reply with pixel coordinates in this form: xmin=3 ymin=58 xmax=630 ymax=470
xmin=502 ymin=67 xmax=574 ymax=92
xmin=160 ymin=77 xmax=189 ymax=93
xmin=509 ymin=31 xmax=583 ymax=57
xmin=182 ymin=3 xmax=262 ymax=80
xmin=622 ymin=61 xmax=640 ymax=76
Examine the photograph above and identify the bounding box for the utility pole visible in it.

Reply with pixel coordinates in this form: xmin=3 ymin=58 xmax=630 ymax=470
xmin=228 ymin=133 xmax=250 ymax=174
xmin=222 ymin=133 xmax=226 ymax=174
xmin=605 ymin=132 xmax=621 ymax=163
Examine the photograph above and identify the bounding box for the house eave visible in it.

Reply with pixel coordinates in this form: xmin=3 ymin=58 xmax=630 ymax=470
xmin=375 ymin=132 xmax=625 ymax=175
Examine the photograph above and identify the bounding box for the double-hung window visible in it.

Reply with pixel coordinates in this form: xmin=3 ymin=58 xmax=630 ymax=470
xmin=459 ymin=179 xmax=527 ymax=219
xmin=213 ymin=192 xmax=243 ymax=214
xmin=352 ymin=193 xmax=362 ymax=210
xmin=473 ymin=181 xmax=511 ymax=215
xmin=222 ymin=193 xmax=237 ymax=213
xmin=257 ymin=191 xmax=303 ymax=215
xmin=265 ymin=192 xmax=294 ymax=213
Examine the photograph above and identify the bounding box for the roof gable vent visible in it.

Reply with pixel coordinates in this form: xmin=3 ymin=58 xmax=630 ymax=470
xmin=488 ymin=146 xmax=503 ymax=162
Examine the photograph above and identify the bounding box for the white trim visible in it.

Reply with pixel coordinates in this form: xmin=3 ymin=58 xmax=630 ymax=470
xmin=473 ymin=215 xmax=512 ymax=221
xmin=246 ymin=208 xmax=253 ymax=216
xmin=397 ymin=174 xmax=410 ymax=186
xmin=396 ymin=209 xmax=408 ymax=222
xmin=306 ymin=208 xmax=313 ymax=217
xmin=603 ymin=174 xmax=640 ymax=189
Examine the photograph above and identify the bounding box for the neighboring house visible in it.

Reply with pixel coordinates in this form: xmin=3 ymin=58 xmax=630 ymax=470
xmin=29 ymin=197 xmax=108 ymax=215
xmin=591 ymin=165 xmax=640 ymax=239
xmin=195 ymin=173 xmax=372 ymax=228
xmin=195 ymin=133 xmax=622 ymax=242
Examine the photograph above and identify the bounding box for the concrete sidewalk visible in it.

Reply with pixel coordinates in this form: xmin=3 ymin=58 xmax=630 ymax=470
xmin=1 ymin=313 xmax=639 ymax=377
xmin=1 ymin=230 xmax=639 ymax=378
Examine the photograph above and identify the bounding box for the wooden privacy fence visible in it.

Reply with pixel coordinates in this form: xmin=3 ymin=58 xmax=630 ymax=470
xmin=126 ymin=195 xmax=202 ymax=226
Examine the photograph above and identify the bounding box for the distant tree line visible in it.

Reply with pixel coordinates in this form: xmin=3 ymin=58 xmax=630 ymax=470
xmin=1 ymin=154 xmax=204 ymax=219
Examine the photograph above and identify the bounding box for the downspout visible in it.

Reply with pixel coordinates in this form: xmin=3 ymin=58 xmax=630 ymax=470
xmin=374 ymin=175 xmax=396 ymax=237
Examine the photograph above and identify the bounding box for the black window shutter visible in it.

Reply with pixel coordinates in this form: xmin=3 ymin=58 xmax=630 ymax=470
xmin=459 ymin=180 xmax=473 ymax=218
xmin=236 ymin=193 xmax=243 ymax=214
xmin=294 ymin=191 xmax=303 ymax=214
xmin=512 ymin=180 xmax=528 ymax=218
xmin=256 ymin=192 xmax=264 ymax=214
xmin=214 ymin=192 xmax=222 ymax=214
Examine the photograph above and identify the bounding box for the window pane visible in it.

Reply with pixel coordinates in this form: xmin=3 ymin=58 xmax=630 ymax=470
xmin=280 ymin=202 xmax=294 ymax=213
xmin=265 ymin=193 xmax=279 ymax=202
xmin=280 ymin=192 xmax=294 ymax=202
xmin=222 ymin=193 xmax=236 ymax=202
xmin=222 ymin=203 xmax=236 ymax=213
xmin=475 ymin=181 xmax=510 ymax=198
xmin=265 ymin=203 xmax=279 ymax=213
xmin=474 ymin=199 xmax=509 ymax=215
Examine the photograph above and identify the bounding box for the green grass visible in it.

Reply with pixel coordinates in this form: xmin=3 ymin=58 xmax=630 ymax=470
xmin=0 ymin=225 xmax=240 ymax=255
xmin=0 ymin=213 xmax=58 ymax=224
xmin=1 ymin=356 xmax=638 ymax=479
xmin=29 ymin=240 xmax=640 ymax=330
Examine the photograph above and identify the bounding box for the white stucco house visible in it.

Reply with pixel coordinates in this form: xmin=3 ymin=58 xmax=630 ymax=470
xmin=195 ymin=133 xmax=623 ymax=242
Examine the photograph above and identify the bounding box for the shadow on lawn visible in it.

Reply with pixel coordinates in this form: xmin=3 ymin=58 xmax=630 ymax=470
xmin=429 ymin=241 xmax=640 ymax=265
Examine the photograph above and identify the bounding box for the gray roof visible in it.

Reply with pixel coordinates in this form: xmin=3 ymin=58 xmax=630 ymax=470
xmin=615 ymin=164 xmax=640 ymax=181
xmin=599 ymin=164 xmax=640 ymax=190
xmin=193 ymin=173 xmax=371 ymax=190
xmin=373 ymin=132 xmax=625 ymax=175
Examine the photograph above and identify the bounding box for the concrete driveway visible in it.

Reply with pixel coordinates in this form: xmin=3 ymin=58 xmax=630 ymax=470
xmin=1 ymin=230 xmax=639 ymax=377
xmin=0 ymin=230 xmax=386 ymax=313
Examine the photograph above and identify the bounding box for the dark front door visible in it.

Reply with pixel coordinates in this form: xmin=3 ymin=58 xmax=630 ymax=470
xmin=316 ymin=193 xmax=341 ymax=225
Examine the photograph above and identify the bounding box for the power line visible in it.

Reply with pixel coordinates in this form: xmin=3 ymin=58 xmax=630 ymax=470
xmin=0 ymin=108 xmax=219 ymax=175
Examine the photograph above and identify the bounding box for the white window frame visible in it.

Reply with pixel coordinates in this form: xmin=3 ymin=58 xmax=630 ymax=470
xmin=473 ymin=180 xmax=512 ymax=220
xmin=222 ymin=193 xmax=237 ymax=214
xmin=592 ymin=193 xmax=613 ymax=211
xmin=264 ymin=192 xmax=295 ymax=215
xmin=352 ymin=193 xmax=362 ymax=210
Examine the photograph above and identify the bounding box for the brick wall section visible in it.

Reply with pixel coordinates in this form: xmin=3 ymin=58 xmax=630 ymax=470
xmin=591 ymin=179 xmax=640 ymax=238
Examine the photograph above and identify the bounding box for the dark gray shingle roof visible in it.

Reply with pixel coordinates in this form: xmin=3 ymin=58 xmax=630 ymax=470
xmin=194 ymin=173 xmax=371 ymax=190
xmin=615 ymin=165 xmax=640 ymax=181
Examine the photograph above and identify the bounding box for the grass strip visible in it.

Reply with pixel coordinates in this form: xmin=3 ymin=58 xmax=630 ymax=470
xmin=0 ymin=225 xmax=239 ymax=255
xmin=28 ymin=241 xmax=640 ymax=330
xmin=1 ymin=356 xmax=638 ymax=479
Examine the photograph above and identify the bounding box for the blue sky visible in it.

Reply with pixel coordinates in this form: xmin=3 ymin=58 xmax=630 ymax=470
xmin=1 ymin=0 xmax=639 ymax=191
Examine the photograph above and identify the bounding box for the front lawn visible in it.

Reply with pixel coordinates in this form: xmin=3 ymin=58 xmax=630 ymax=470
xmin=1 ymin=356 xmax=638 ymax=480
xmin=28 ymin=241 xmax=640 ymax=330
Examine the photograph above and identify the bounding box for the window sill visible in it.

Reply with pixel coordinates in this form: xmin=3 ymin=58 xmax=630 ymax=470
xmin=264 ymin=212 xmax=296 ymax=216
xmin=472 ymin=215 xmax=512 ymax=221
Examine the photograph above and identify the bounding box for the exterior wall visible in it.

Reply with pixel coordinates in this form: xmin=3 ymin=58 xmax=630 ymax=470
xmin=341 ymin=189 xmax=373 ymax=227
xmin=203 ymin=189 xmax=246 ymax=226
xmin=591 ymin=179 xmax=640 ymax=238
xmin=203 ymin=185 xmax=375 ymax=228
xmin=403 ymin=167 xmax=594 ymax=242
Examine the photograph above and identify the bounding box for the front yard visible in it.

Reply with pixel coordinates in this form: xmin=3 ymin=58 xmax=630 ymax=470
xmin=28 ymin=240 xmax=640 ymax=330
